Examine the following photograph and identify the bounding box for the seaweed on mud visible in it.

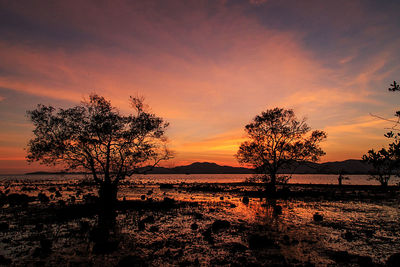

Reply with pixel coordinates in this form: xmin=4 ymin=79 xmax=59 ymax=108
xmin=0 ymin=180 xmax=399 ymax=266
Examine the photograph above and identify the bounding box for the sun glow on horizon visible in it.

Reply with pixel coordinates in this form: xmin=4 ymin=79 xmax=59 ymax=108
xmin=1 ymin=0 xmax=400 ymax=173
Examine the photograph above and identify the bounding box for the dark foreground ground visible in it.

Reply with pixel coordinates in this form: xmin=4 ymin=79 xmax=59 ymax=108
xmin=0 ymin=180 xmax=399 ymax=266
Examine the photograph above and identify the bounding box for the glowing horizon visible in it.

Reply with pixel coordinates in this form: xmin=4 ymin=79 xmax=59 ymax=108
xmin=1 ymin=0 xmax=400 ymax=174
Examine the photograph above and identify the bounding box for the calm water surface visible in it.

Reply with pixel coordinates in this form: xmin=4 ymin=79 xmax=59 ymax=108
xmin=0 ymin=173 xmax=399 ymax=265
xmin=0 ymin=173 xmax=394 ymax=185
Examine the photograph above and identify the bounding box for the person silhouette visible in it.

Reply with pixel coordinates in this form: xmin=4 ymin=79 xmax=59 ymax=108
xmin=338 ymin=171 xmax=349 ymax=186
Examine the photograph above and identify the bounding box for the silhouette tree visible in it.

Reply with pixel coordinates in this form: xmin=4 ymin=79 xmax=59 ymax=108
xmin=385 ymin=80 xmax=400 ymax=137
xmin=388 ymin=80 xmax=400 ymax=92
xmin=236 ymin=108 xmax=326 ymax=192
xmin=27 ymin=94 xmax=172 ymax=214
xmin=362 ymin=80 xmax=400 ymax=187
xmin=362 ymin=144 xmax=400 ymax=187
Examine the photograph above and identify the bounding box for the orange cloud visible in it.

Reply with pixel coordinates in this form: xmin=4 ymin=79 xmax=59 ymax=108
xmin=1 ymin=0 xmax=400 ymax=173
xmin=320 ymin=115 xmax=395 ymax=161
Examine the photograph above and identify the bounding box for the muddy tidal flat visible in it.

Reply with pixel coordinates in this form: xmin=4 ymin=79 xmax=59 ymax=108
xmin=0 ymin=179 xmax=399 ymax=266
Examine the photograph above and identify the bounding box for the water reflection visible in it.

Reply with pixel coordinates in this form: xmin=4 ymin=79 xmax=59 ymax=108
xmin=1 ymin=178 xmax=399 ymax=265
xmin=1 ymin=173 xmax=395 ymax=185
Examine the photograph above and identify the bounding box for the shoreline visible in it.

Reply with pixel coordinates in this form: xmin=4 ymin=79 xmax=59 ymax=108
xmin=1 ymin=179 xmax=399 ymax=265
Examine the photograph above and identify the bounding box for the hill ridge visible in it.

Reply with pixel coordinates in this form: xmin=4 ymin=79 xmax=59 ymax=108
xmin=26 ymin=159 xmax=373 ymax=175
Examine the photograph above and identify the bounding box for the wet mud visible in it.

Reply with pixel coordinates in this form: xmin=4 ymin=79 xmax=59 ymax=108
xmin=0 ymin=179 xmax=399 ymax=266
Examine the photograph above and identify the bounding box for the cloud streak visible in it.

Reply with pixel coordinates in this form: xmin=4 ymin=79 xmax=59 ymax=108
xmin=0 ymin=0 xmax=400 ymax=172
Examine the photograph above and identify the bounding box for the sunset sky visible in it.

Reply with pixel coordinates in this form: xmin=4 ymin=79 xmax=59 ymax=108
xmin=1 ymin=0 xmax=400 ymax=174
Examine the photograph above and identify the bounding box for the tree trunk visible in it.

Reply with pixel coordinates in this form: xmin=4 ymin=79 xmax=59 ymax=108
xmin=270 ymin=172 xmax=276 ymax=187
xmin=266 ymin=172 xmax=277 ymax=197
xmin=95 ymin=181 xmax=118 ymax=251
xmin=98 ymin=180 xmax=118 ymax=219
xmin=378 ymin=174 xmax=388 ymax=188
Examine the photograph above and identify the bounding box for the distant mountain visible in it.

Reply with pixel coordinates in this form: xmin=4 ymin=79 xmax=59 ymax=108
xmin=140 ymin=162 xmax=252 ymax=174
xmin=25 ymin=171 xmax=87 ymax=175
xmin=25 ymin=160 xmax=374 ymax=175
xmin=169 ymin=162 xmax=253 ymax=174
xmin=276 ymin=159 xmax=374 ymax=174
xmin=319 ymin=159 xmax=374 ymax=174
xmin=145 ymin=160 xmax=373 ymax=174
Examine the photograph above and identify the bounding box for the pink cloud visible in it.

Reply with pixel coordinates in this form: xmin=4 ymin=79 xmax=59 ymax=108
xmin=1 ymin=0 xmax=400 ymax=170
xmin=249 ymin=0 xmax=268 ymax=5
